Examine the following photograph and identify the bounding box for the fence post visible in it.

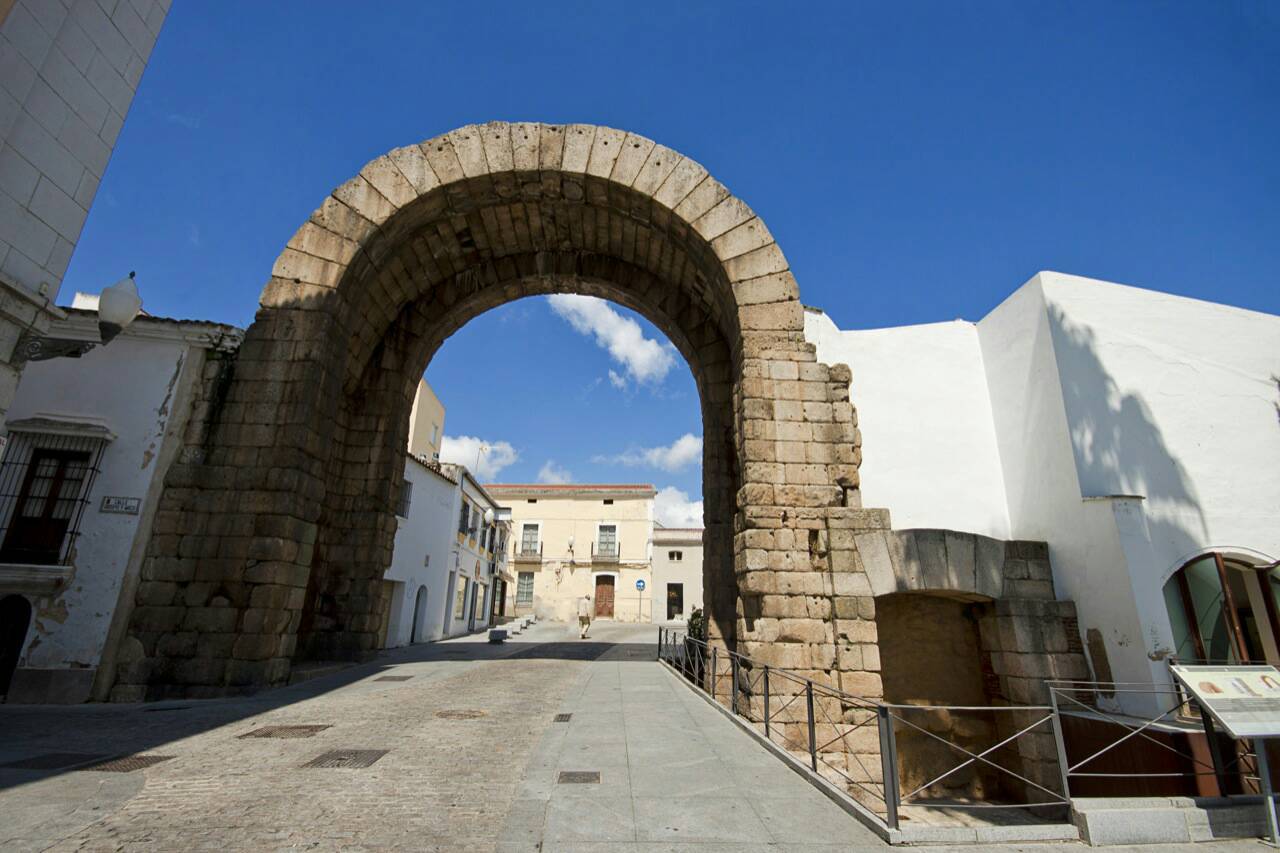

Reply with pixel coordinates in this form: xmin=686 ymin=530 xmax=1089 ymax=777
xmin=710 ymin=646 xmax=718 ymax=700
xmin=731 ymin=655 xmax=740 ymax=716
xmin=763 ymin=666 xmax=771 ymax=738
xmin=878 ymin=705 xmax=900 ymax=830
xmin=806 ymin=680 xmax=817 ymax=772
xmin=1048 ymin=686 xmax=1072 ymax=801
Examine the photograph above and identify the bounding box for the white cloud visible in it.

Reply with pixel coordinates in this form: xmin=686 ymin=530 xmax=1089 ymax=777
xmin=654 ymin=487 xmax=703 ymax=528
xmin=439 ymin=435 xmax=518 ymax=480
xmin=187 ymin=223 xmax=201 ymax=248
xmin=607 ymin=369 xmax=628 ymax=390
xmin=547 ymin=294 xmax=677 ymax=384
xmin=595 ymin=433 xmax=702 ymax=472
xmin=537 ymin=460 xmax=573 ymax=484
xmin=167 ymin=112 xmax=201 ymax=129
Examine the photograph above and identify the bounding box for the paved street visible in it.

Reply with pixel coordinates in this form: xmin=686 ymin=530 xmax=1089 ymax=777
xmin=0 ymin=621 xmax=1270 ymax=852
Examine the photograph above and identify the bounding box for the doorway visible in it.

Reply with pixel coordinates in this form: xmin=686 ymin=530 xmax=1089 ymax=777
xmin=667 ymin=583 xmax=684 ymax=621
xmin=594 ymin=575 xmax=615 ymax=619
xmin=410 ymin=585 xmax=429 ymax=643
xmin=1 ymin=594 xmax=33 ymax=698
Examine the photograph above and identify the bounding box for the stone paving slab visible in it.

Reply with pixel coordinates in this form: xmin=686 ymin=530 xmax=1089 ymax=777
xmin=0 ymin=620 xmax=1272 ymax=852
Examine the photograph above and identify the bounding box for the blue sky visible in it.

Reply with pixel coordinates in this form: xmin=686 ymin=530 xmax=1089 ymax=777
xmin=61 ymin=2 xmax=1278 ymax=523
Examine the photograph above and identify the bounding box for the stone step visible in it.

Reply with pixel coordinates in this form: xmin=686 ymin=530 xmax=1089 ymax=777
xmin=1072 ymin=796 xmax=1272 ymax=845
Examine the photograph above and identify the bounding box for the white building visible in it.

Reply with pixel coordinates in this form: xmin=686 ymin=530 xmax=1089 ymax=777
xmin=382 ymin=454 xmax=460 ymax=647
xmin=444 ymin=466 xmax=510 ymax=635
xmin=652 ymin=526 xmax=703 ymax=623
xmin=806 ymin=271 xmax=1280 ymax=711
xmin=0 ymin=303 xmax=240 ymax=703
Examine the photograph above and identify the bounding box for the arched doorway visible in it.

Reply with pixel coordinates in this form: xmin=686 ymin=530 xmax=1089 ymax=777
xmin=410 ymin=585 xmax=429 ymax=644
xmin=1163 ymin=551 xmax=1280 ymax=664
xmin=113 ymin=122 xmax=869 ymax=701
xmin=0 ymin=594 xmax=33 ymax=698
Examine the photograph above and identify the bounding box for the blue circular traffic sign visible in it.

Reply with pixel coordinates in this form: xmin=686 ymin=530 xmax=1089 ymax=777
xmin=636 ymin=579 xmax=646 ymax=591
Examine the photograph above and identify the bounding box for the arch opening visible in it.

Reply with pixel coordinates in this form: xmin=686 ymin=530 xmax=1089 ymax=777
xmin=113 ymin=122 xmax=865 ymax=704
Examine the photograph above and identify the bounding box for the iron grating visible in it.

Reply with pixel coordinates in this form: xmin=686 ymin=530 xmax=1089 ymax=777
xmin=434 ymin=709 xmax=486 ymax=720
xmin=238 ymin=725 xmax=331 ymax=739
xmin=0 ymin=753 xmax=105 ymax=770
xmin=553 ymin=713 xmax=572 ymax=722
xmin=374 ymin=675 xmax=412 ymax=682
xmin=303 ymin=749 xmax=388 ymax=769
xmin=558 ymin=770 xmax=600 ymax=784
xmin=85 ymin=754 xmax=173 ymax=773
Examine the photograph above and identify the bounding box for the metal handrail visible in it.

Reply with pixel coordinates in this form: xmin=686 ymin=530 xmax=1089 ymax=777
xmin=658 ymin=628 xmax=1068 ymax=829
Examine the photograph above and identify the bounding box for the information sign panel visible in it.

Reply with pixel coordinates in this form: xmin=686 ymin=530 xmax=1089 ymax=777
xmin=1170 ymin=663 xmax=1280 ymax=738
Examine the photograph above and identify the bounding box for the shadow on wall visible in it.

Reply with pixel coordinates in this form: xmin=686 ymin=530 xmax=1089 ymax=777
xmin=1046 ymin=305 xmax=1206 ymax=649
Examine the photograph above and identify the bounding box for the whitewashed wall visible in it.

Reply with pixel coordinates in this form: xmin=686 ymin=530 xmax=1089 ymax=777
xmin=809 ymin=272 xmax=1280 ymax=710
xmin=4 ymin=329 xmax=195 ymax=693
xmin=805 ymin=310 xmax=1011 ymax=538
xmin=384 ymin=457 xmax=457 ymax=646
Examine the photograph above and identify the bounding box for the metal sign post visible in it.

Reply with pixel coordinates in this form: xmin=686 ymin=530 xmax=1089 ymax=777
xmin=1171 ymin=664 xmax=1280 ymax=845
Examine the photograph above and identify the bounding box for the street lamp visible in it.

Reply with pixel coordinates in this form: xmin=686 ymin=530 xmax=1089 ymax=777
xmin=14 ymin=272 xmax=144 ymax=364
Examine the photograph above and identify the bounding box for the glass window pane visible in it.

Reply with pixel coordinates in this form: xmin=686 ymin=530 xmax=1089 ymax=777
xmin=1163 ymin=579 xmax=1201 ymax=661
xmin=1184 ymin=556 xmax=1238 ymax=663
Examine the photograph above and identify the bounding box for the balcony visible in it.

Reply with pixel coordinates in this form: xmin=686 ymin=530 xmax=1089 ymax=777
xmin=514 ymin=542 xmax=543 ymax=563
xmin=592 ymin=540 xmax=620 ymax=563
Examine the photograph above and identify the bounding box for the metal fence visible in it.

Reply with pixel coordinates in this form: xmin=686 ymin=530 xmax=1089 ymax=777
xmin=658 ymin=628 xmax=1069 ymax=829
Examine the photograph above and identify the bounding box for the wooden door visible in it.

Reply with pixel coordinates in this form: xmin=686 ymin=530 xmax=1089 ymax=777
xmin=667 ymin=583 xmax=683 ymax=620
xmin=595 ymin=575 xmax=615 ymax=618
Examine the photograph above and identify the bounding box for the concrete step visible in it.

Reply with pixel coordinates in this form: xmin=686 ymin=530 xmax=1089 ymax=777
xmin=1072 ymin=795 xmax=1272 ymax=845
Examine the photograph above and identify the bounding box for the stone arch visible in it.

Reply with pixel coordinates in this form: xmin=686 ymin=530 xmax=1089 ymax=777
xmin=113 ymin=122 xmax=867 ymax=700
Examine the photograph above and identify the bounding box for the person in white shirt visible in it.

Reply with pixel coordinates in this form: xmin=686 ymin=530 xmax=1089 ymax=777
xmin=577 ymin=595 xmax=592 ymax=639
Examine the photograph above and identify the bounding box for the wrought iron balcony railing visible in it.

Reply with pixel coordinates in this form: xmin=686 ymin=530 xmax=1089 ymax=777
xmin=592 ymin=540 xmax=620 ymax=562
xmin=514 ymin=542 xmax=542 ymax=562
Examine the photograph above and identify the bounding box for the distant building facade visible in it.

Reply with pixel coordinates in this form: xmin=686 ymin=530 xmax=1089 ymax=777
xmin=487 ymin=484 xmax=656 ymax=623
xmin=652 ymin=527 xmax=703 ymax=623
xmin=405 ymin=378 xmax=444 ymax=461
xmin=0 ymin=303 xmax=239 ymax=703
xmin=0 ymin=1 xmax=169 ymax=435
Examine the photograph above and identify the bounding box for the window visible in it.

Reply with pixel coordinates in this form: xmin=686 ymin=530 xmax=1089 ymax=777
xmin=458 ymin=500 xmax=470 ymax=535
xmin=603 ymin=499 xmax=613 ymax=505
xmin=469 ymin=506 xmax=479 ymax=537
xmin=598 ymin=524 xmax=617 ymax=558
xmin=0 ymin=434 xmax=105 ymax=566
xmin=516 ymin=572 xmax=534 ymax=605
xmin=430 ymin=422 xmax=439 ymax=445
xmin=396 ymin=480 xmax=413 ymax=518
xmin=520 ymin=523 xmax=539 ymax=556
xmin=1163 ymin=552 xmax=1280 ymax=665
xmin=454 ymin=578 xmax=468 ymax=619
xmin=527 ymin=498 xmax=537 ymax=504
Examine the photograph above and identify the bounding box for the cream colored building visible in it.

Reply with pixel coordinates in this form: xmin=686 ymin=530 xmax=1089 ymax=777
xmin=652 ymin=527 xmax=704 ymax=624
xmin=486 ymin=484 xmax=656 ymax=623
xmin=406 ymin=378 xmax=444 ymax=460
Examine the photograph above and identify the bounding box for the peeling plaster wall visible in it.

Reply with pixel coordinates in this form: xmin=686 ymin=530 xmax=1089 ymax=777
xmin=5 ymin=334 xmax=192 ymax=673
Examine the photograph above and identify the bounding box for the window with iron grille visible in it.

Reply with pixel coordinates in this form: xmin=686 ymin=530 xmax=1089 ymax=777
xmin=396 ymin=480 xmax=413 ymax=518
xmin=458 ymin=500 xmax=470 ymax=535
xmin=517 ymin=571 xmax=534 ymax=605
xmin=598 ymin=524 xmax=617 ymax=557
xmin=0 ymin=432 xmax=106 ymax=566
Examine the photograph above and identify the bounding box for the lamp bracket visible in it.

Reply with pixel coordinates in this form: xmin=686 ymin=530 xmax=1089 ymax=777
xmin=11 ymin=332 xmax=95 ymax=366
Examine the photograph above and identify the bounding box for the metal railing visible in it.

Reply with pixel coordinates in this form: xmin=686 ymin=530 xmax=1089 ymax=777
xmin=592 ymin=540 xmax=620 ymax=562
xmin=658 ymin=628 xmax=1068 ymax=829
xmin=1047 ymin=677 xmax=1263 ymax=799
xmin=514 ymin=542 xmax=542 ymax=561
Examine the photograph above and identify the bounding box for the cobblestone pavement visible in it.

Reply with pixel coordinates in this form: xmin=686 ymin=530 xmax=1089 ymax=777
xmin=0 ymin=621 xmax=1270 ymax=852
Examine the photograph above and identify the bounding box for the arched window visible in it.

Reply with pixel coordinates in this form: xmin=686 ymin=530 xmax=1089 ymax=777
xmin=1163 ymin=552 xmax=1280 ymax=665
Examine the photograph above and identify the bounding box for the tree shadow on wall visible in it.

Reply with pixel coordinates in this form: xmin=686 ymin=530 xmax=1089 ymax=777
xmin=1045 ymin=305 xmax=1206 ymax=577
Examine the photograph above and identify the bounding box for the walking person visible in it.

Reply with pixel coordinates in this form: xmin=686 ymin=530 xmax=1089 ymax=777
xmin=578 ymin=594 xmax=592 ymax=639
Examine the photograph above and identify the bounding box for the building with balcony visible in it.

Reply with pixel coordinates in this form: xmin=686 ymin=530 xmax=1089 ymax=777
xmin=486 ymin=483 xmax=656 ymax=623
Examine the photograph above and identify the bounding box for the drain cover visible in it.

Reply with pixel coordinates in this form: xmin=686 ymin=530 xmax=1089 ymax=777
xmin=86 ymin=754 xmax=173 ymax=773
xmin=238 ymin=725 xmax=331 ymax=739
xmin=0 ymin=753 xmax=104 ymax=770
xmin=558 ymin=770 xmax=600 ymax=784
xmin=303 ymin=749 xmax=387 ymax=769
xmin=374 ymin=675 xmax=412 ymax=682
xmin=434 ymin=709 xmax=486 ymax=720
xmin=554 ymin=713 xmax=572 ymax=722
